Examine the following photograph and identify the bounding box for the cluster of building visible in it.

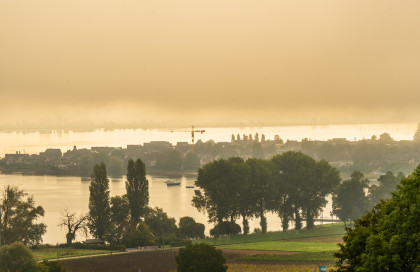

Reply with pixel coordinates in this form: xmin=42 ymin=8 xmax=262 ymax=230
xmin=1 ymin=133 xmax=419 ymax=176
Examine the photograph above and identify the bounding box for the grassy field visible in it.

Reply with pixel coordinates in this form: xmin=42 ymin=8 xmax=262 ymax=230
xmin=218 ymin=232 xmax=342 ymax=263
xmin=227 ymin=263 xmax=335 ymax=272
xmin=238 ymin=251 xmax=336 ymax=262
xmin=219 ymin=241 xmax=339 ymax=252
xmin=194 ymin=222 xmax=346 ymax=246
xmin=32 ymin=247 xmax=114 ymax=261
xmin=56 ymin=223 xmax=345 ymax=271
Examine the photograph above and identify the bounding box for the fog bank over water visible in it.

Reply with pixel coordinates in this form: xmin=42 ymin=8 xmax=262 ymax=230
xmin=1 ymin=1 xmax=420 ymax=128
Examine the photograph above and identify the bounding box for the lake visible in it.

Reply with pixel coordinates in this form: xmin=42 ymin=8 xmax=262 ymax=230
xmin=0 ymin=122 xmax=416 ymax=244
xmin=0 ymin=172 xmax=309 ymax=244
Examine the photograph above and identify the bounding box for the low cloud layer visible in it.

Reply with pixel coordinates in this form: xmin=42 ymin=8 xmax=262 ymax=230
xmin=1 ymin=1 xmax=419 ymax=128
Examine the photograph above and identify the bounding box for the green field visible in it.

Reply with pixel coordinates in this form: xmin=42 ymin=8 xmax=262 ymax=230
xmin=238 ymin=251 xmax=337 ymax=262
xmin=194 ymin=222 xmax=346 ymax=246
xmin=33 ymin=223 xmax=345 ymax=262
xmin=32 ymin=247 xmax=113 ymax=261
xmin=213 ymin=225 xmax=344 ymax=263
xmin=219 ymin=241 xmax=339 ymax=252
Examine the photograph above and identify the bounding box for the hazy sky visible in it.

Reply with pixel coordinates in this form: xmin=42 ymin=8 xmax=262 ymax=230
xmin=1 ymin=1 xmax=420 ymax=128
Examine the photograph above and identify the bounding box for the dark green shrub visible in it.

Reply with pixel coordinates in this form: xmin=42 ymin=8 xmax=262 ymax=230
xmin=0 ymin=242 xmax=38 ymax=272
xmin=41 ymin=260 xmax=67 ymax=272
xmin=176 ymin=243 xmax=227 ymax=272
xmin=179 ymin=216 xmax=205 ymax=239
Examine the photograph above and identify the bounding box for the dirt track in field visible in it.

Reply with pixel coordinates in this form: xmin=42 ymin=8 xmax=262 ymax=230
xmin=60 ymin=248 xmax=304 ymax=272
xmin=61 ymin=250 xmax=179 ymax=272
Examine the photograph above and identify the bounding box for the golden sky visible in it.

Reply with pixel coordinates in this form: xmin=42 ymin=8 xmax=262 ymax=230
xmin=1 ymin=0 xmax=419 ymax=128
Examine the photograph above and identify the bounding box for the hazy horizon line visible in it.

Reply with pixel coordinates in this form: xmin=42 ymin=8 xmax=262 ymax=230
xmin=0 ymin=120 xmax=418 ymax=132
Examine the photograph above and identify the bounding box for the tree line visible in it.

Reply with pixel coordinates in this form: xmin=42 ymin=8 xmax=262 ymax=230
xmin=70 ymin=159 xmax=204 ymax=247
xmin=0 ymin=159 xmax=204 ymax=249
xmin=192 ymin=151 xmax=341 ymax=235
xmin=193 ymin=151 xmax=404 ymax=235
xmin=335 ymin=165 xmax=419 ymax=271
xmin=0 ymin=152 xmax=404 ymax=247
xmin=333 ymin=169 xmax=404 ymax=226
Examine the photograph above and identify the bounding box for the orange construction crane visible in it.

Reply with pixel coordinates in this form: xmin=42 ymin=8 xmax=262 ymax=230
xmin=171 ymin=125 xmax=205 ymax=144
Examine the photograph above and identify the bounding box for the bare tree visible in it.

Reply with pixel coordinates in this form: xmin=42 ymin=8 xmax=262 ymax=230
xmin=58 ymin=209 xmax=88 ymax=244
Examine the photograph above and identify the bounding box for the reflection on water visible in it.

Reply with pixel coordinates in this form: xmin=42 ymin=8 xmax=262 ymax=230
xmin=0 ymin=173 xmax=333 ymax=244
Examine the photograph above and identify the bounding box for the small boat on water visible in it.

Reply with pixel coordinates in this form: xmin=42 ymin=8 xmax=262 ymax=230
xmin=166 ymin=180 xmax=181 ymax=186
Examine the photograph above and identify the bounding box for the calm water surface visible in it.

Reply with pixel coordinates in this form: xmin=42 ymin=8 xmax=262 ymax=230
xmin=0 ymin=173 xmax=334 ymax=244
xmin=0 ymin=173 xmax=202 ymax=244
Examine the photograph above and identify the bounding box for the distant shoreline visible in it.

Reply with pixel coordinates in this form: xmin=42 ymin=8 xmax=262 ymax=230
xmin=0 ymin=167 xmax=198 ymax=179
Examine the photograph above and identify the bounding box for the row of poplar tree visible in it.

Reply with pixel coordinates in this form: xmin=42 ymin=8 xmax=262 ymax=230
xmin=86 ymin=159 xmax=205 ymax=246
xmin=88 ymin=159 xmax=149 ymax=245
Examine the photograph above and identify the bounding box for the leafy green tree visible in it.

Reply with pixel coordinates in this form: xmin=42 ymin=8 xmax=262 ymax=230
xmin=176 ymin=243 xmax=227 ymax=272
xmin=271 ymin=152 xmax=313 ymax=230
xmin=379 ymin=132 xmax=394 ymax=144
xmin=0 ymin=242 xmax=38 ymax=272
xmin=0 ymin=185 xmax=46 ymax=247
xmin=58 ymin=209 xmax=88 ymax=245
xmin=192 ymin=159 xmax=237 ymax=226
xmin=126 ymin=159 xmax=149 ymax=225
xmin=333 ymin=171 xmax=369 ymax=226
xmin=88 ymin=162 xmax=111 ymax=240
xmin=246 ymin=158 xmax=273 ymax=234
xmin=193 ymin=157 xmax=249 ymax=236
xmin=121 ymin=222 xmax=155 ymax=248
xmin=40 ymin=260 xmax=67 ymax=272
xmin=210 ymin=221 xmax=241 ymax=236
xmin=369 ymin=171 xmax=405 ymax=207
xmin=271 ymin=152 xmax=339 ymax=229
xmin=303 ymin=159 xmax=340 ymax=229
xmin=144 ymin=207 xmax=178 ymax=238
xmin=271 ymin=157 xmax=293 ymax=231
xmin=335 ymin=165 xmax=420 ymax=271
xmin=179 ymin=217 xmax=205 ymax=239
xmin=226 ymin=158 xmax=250 ymax=233
xmin=107 ymin=195 xmax=130 ymax=244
